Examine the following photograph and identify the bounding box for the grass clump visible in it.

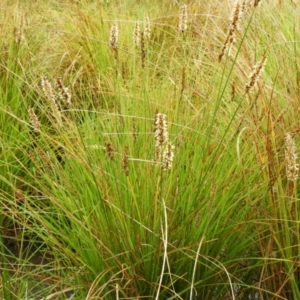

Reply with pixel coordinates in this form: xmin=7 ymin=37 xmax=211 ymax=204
xmin=1 ymin=0 xmax=300 ymax=299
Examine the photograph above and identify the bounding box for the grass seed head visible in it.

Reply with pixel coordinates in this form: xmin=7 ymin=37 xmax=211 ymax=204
xmin=123 ymin=145 xmax=129 ymax=176
xmin=162 ymin=143 xmax=175 ymax=170
xmin=144 ymin=13 xmax=151 ymax=40
xmin=154 ymin=113 xmax=169 ymax=162
xmin=245 ymin=55 xmax=267 ymax=93
xmin=109 ymin=23 xmax=118 ymax=49
xmin=133 ymin=21 xmax=140 ymax=48
xmin=179 ymin=4 xmax=188 ymax=34
xmin=285 ymin=133 xmax=299 ymax=182
xmin=41 ymin=76 xmax=62 ymax=126
xmin=132 ymin=117 xmax=137 ymax=142
xmin=41 ymin=76 xmax=56 ymax=104
xmin=28 ymin=108 xmax=40 ymax=133
xmin=105 ymin=141 xmax=114 ymax=161
xmin=218 ymin=1 xmax=243 ymax=62
xmin=56 ymin=77 xmax=71 ymax=108
xmin=231 ymin=1 xmax=243 ymax=32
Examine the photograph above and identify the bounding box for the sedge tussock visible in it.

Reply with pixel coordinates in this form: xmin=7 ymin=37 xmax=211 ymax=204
xmin=3 ymin=1 xmax=300 ymax=299
xmin=284 ymin=133 xmax=299 ymax=182
xmin=245 ymin=55 xmax=267 ymax=93
xmin=218 ymin=1 xmax=243 ymax=62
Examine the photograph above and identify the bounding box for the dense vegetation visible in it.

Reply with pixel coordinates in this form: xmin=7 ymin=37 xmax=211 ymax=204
xmin=1 ymin=0 xmax=300 ymax=299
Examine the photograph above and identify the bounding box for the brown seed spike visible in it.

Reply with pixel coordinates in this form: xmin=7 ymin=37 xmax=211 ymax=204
xmin=56 ymin=77 xmax=71 ymax=108
xmin=28 ymin=108 xmax=40 ymax=133
xmin=105 ymin=141 xmax=114 ymax=161
xmin=178 ymin=4 xmax=188 ymax=34
xmin=245 ymin=55 xmax=267 ymax=93
xmin=41 ymin=76 xmax=62 ymax=126
xmin=144 ymin=13 xmax=151 ymax=40
xmin=154 ymin=113 xmax=169 ymax=162
xmin=123 ymin=145 xmax=129 ymax=176
xmin=109 ymin=23 xmax=119 ymax=62
xmin=162 ymin=143 xmax=175 ymax=170
xmin=132 ymin=117 xmax=138 ymax=142
xmin=109 ymin=24 xmax=118 ymax=49
xmin=141 ymin=31 xmax=146 ymax=69
xmin=218 ymin=1 xmax=243 ymax=62
xmin=285 ymin=133 xmax=299 ymax=182
xmin=133 ymin=21 xmax=140 ymax=48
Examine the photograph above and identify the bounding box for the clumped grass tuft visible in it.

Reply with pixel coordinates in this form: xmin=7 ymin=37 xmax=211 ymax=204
xmin=1 ymin=0 xmax=300 ymax=299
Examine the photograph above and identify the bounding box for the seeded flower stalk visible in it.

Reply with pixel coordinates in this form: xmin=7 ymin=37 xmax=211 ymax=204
xmin=285 ymin=133 xmax=299 ymax=182
xmin=218 ymin=1 xmax=243 ymax=62
xmin=41 ymin=76 xmax=62 ymax=126
xmin=179 ymin=4 xmax=188 ymax=34
xmin=154 ymin=113 xmax=169 ymax=162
